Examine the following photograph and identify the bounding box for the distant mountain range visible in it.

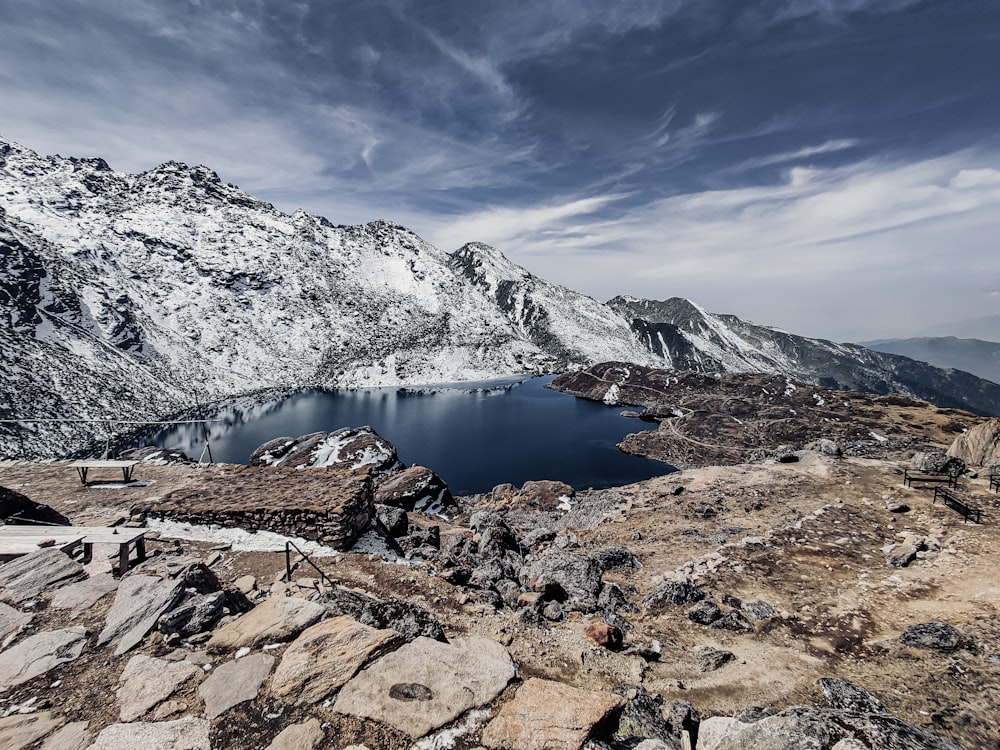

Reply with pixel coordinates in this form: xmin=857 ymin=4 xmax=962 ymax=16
xmin=916 ymin=315 xmax=1000 ymax=343
xmin=2 ymin=135 xmax=999 ymax=457
xmin=860 ymin=337 xmax=1000 ymax=386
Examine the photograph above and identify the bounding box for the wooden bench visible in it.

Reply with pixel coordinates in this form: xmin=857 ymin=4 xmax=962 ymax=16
xmin=933 ymin=487 xmax=982 ymax=524
xmin=903 ymin=468 xmax=958 ymax=489
xmin=0 ymin=529 xmax=84 ymax=562
xmin=990 ymin=473 xmax=999 ymax=493
xmin=0 ymin=525 xmax=148 ymax=572
xmin=68 ymin=459 xmax=138 ymax=485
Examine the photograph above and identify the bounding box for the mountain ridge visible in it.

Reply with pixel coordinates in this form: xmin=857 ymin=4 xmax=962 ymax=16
xmin=3 ymin=134 xmax=999 ymax=458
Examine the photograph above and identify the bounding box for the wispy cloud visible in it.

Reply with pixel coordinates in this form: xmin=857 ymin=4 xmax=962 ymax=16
xmin=736 ymin=139 xmax=859 ymax=169
xmin=453 ymin=151 xmax=1000 ymax=340
xmin=431 ymin=193 xmax=627 ymax=253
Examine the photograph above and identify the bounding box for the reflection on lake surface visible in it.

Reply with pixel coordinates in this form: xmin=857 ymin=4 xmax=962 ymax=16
xmin=140 ymin=376 xmax=674 ymax=495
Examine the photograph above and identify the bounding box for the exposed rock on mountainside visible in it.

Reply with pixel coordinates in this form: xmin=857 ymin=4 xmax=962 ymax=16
xmin=947 ymin=418 xmax=1000 ymax=468
xmin=608 ymin=296 xmax=1000 ymax=417
xmin=449 ymin=242 xmax=655 ymax=367
xmin=551 ymin=362 xmax=980 ymax=468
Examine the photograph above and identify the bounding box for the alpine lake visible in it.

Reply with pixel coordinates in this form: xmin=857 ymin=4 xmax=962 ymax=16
xmin=138 ymin=375 xmax=675 ymax=496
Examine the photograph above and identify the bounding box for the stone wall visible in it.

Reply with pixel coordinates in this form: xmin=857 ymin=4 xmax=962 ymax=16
xmin=132 ymin=465 xmax=374 ymax=550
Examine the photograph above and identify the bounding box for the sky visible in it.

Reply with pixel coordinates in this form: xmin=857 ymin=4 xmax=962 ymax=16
xmin=1 ymin=0 xmax=999 ymax=343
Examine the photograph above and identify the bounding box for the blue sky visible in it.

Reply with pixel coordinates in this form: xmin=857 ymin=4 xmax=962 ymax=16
xmin=1 ymin=0 xmax=999 ymax=342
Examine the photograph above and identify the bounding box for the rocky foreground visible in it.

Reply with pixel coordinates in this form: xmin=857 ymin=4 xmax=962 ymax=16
xmin=0 ymin=382 xmax=999 ymax=749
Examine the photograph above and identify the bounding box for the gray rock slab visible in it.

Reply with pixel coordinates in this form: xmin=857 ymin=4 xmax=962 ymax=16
xmin=697 ymin=707 xmax=967 ymax=750
xmin=49 ymin=573 xmax=118 ymax=617
xmin=207 ymin=596 xmax=325 ymax=651
xmin=264 ymin=718 xmax=325 ymax=750
xmin=0 ymin=626 xmax=87 ymax=691
xmin=87 ymin=716 xmax=211 ymax=750
xmin=40 ymin=721 xmax=91 ymax=750
xmin=271 ymin=615 xmax=404 ymax=704
xmin=199 ymin=652 xmax=274 ymax=719
xmin=97 ymin=575 xmax=185 ymax=656
xmin=0 ymin=601 xmax=31 ymax=646
xmin=117 ymin=654 xmax=201 ymax=722
xmin=334 ymin=635 xmax=514 ymax=738
xmin=0 ymin=711 xmax=62 ymax=750
xmin=0 ymin=548 xmax=87 ymax=604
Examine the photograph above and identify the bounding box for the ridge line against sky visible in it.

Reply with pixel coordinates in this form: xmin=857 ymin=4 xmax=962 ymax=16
xmin=1 ymin=0 xmax=998 ymax=342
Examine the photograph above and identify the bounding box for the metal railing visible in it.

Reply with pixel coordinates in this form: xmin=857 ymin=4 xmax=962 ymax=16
xmin=284 ymin=540 xmax=338 ymax=589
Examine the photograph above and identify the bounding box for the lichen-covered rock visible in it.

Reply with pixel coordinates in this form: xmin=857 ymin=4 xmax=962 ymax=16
xmin=520 ymin=552 xmax=603 ymax=613
xmin=741 ymin=600 xmax=776 ymax=621
xmin=642 ymin=580 xmax=706 ymax=610
xmin=910 ymin=451 xmax=965 ymax=477
xmin=697 ymin=705 xmax=968 ymax=750
xmin=899 ymin=621 xmax=962 ymax=651
xmin=817 ymin=678 xmax=887 ymax=715
xmin=322 ymin=587 xmax=446 ymax=642
xmin=687 ymin=600 xmax=722 ymax=625
xmin=710 ymin=610 xmax=755 ymax=633
xmin=590 ymin=546 xmax=641 ymax=573
xmin=612 ymin=686 xmax=678 ymax=748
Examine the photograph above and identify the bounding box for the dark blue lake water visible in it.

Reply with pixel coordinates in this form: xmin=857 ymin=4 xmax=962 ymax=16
xmin=142 ymin=376 xmax=673 ymax=495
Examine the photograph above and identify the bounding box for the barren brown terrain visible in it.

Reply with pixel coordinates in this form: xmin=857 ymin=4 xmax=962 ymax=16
xmin=1 ymin=369 xmax=999 ymax=749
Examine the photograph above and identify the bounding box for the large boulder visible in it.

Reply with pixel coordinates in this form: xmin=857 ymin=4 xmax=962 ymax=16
xmin=910 ymin=451 xmax=965 ymax=477
xmin=251 ymin=426 xmax=404 ymax=479
xmin=481 ymin=677 xmax=625 ymax=750
xmin=0 ymin=626 xmax=88 ymax=690
xmin=270 ymin=615 xmax=404 ymax=704
xmin=0 ymin=547 xmax=86 ymax=604
xmin=481 ymin=480 xmax=576 ymax=512
xmin=520 ymin=552 xmax=603 ymax=613
xmin=0 ymin=486 xmax=71 ymax=525
xmin=947 ymin=418 xmax=1000 ymax=468
xmin=373 ymin=465 xmax=456 ymax=514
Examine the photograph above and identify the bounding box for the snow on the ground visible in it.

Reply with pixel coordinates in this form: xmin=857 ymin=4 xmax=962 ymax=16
xmin=146 ymin=518 xmax=342 ymax=556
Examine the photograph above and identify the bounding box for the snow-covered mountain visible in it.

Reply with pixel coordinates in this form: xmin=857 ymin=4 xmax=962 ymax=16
xmin=609 ymin=296 xmax=1000 ymax=416
xmin=0 ymin=137 xmax=638 ymax=456
xmin=3 ymin=135 xmax=999 ymax=458
xmin=448 ymin=243 xmax=655 ymax=366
